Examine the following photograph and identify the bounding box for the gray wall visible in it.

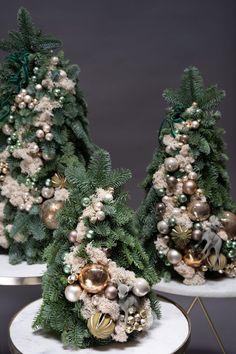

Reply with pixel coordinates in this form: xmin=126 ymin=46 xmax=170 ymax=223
xmin=0 ymin=1 xmax=236 ymax=353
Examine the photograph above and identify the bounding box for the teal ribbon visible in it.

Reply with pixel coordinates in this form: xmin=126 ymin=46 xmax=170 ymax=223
xmin=158 ymin=115 xmax=183 ymax=143
xmin=158 ymin=104 xmax=185 ymax=143
xmin=0 ymin=52 xmax=30 ymax=124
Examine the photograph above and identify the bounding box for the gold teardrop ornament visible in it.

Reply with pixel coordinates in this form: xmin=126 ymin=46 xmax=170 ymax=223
xmin=87 ymin=312 xmax=115 ymax=339
xmin=79 ymin=264 xmax=110 ymax=294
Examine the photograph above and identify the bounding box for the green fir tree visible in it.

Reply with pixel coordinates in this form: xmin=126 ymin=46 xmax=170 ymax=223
xmin=138 ymin=67 xmax=236 ymax=284
xmin=33 ymin=149 xmax=160 ymax=348
xmin=0 ymin=8 xmax=95 ymax=264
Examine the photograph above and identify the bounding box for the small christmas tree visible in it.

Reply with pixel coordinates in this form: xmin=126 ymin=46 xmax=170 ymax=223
xmin=0 ymin=8 xmax=95 ymax=264
xmin=138 ymin=67 xmax=236 ymax=285
xmin=33 ymin=149 xmax=160 ymax=348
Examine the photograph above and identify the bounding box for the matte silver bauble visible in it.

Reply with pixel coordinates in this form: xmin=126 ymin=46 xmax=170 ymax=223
xmin=132 ymin=278 xmax=150 ymax=297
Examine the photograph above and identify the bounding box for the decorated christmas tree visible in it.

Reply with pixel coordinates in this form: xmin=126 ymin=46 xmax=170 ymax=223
xmin=138 ymin=67 xmax=236 ymax=285
xmin=33 ymin=149 xmax=160 ymax=348
xmin=0 ymin=8 xmax=95 ymax=264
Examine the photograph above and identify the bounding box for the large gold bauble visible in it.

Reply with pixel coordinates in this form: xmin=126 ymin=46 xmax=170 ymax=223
xmin=41 ymin=199 xmax=64 ymax=229
xmin=207 ymin=253 xmax=227 ymax=271
xmin=187 ymin=200 xmax=210 ymax=221
xmin=79 ymin=264 xmax=110 ymax=294
xmin=183 ymin=251 xmax=203 ymax=268
xmin=87 ymin=312 xmax=115 ymax=339
xmin=220 ymin=211 xmax=236 ymax=240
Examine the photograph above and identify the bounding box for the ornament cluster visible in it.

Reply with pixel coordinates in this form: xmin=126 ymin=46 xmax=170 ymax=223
xmin=153 ymin=102 xmax=236 ymax=284
xmin=62 ymin=188 xmax=153 ymax=342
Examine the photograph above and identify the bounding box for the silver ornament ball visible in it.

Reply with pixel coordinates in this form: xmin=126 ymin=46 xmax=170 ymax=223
xmin=105 ymin=285 xmax=118 ymax=300
xmin=68 ymin=230 xmax=78 ymax=243
xmin=97 ymin=210 xmax=105 ymax=221
xmin=64 ymin=284 xmax=82 ymax=302
xmin=41 ymin=187 xmax=54 ymax=199
xmin=192 ymin=120 xmax=200 ymax=129
xmin=132 ymin=278 xmax=150 ymax=297
xmin=36 ymin=129 xmax=44 ymax=139
xmin=51 ymin=56 xmax=59 ymax=65
xmin=157 ymin=220 xmax=170 ymax=234
xmin=45 ymin=133 xmax=54 ymax=141
xmin=18 ymin=102 xmax=26 ymax=109
xmin=167 ymin=249 xmax=182 ymax=265
xmin=192 ymin=229 xmax=203 ymax=241
xmin=164 ymin=157 xmax=179 ymax=172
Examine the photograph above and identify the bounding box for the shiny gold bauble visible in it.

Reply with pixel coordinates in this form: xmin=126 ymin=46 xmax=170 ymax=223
xmin=220 ymin=211 xmax=236 ymax=240
xmin=41 ymin=199 xmax=64 ymax=229
xmin=207 ymin=253 xmax=227 ymax=271
xmin=79 ymin=264 xmax=110 ymax=294
xmin=183 ymin=180 xmax=197 ymax=195
xmin=187 ymin=200 xmax=210 ymax=221
xmin=183 ymin=251 xmax=203 ymax=268
xmin=87 ymin=312 xmax=115 ymax=339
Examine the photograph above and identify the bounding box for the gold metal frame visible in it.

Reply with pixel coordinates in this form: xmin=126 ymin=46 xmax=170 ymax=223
xmin=187 ymin=297 xmax=226 ymax=354
xmin=8 ymin=295 xmax=191 ymax=354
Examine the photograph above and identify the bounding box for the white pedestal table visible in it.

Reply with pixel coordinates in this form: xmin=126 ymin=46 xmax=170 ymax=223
xmin=153 ymin=278 xmax=236 ymax=354
xmin=8 ymin=296 xmax=191 ymax=354
xmin=0 ymin=254 xmax=46 ymax=286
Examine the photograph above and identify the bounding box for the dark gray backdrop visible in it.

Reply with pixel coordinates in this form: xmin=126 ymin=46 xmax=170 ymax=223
xmin=0 ymin=1 xmax=236 ymax=353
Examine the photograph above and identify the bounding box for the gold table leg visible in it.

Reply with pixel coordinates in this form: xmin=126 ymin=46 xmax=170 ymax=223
xmin=187 ymin=297 xmax=227 ymax=354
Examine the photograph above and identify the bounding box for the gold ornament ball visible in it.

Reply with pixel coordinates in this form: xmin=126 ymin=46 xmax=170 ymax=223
xmin=87 ymin=312 xmax=115 ymax=339
xmin=220 ymin=211 xmax=236 ymax=240
xmin=207 ymin=253 xmax=227 ymax=271
xmin=187 ymin=200 xmax=210 ymax=221
xmin=79 ymin=263 xmax=110 ymax=294
xmin=41 ymin=199 xmax=64 ymax=229
xmin=183 ymin=180 xmax=197 ymax=195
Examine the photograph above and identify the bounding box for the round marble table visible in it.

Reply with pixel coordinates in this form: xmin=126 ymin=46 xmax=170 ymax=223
xmin=0 ymin=254 xmax=46 ymax=285
xmin=153 ymin=278 xmax=236 ymax=354
xmin=153 ymin=277 xmax=236 ymax=298
xmin=9 ymin=297 xmax=191 ymax=354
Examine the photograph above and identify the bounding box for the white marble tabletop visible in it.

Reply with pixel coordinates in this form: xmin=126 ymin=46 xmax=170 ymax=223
xmin=9 ymin=297 xmax=190 ymax=354
xmin=0 ymin=254 xmax=46 ymax=285
xmin=153 ymin=278 xmax=236 ymax=298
